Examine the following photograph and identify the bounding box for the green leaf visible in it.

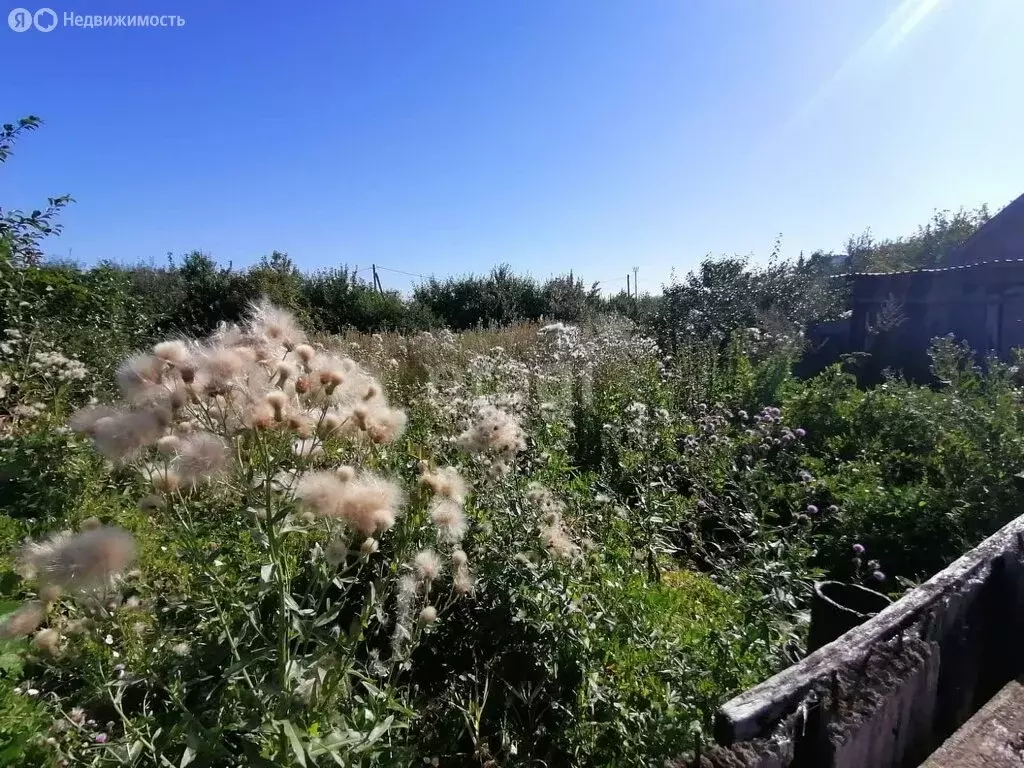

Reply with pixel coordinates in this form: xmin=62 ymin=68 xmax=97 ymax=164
xmin=365 ymin=715 xmax=394 ymax=745
xmin=279 ymin=720 xmax=307 ymax=767
xmin=313 ymin=605 xmax=342 ymax=628
xmin=0 ymin=640 xmax=26 ymax=676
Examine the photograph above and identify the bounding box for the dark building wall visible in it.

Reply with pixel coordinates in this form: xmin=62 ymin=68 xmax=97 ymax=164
xmin=803 ymin=260 xmax=1024 ymax=381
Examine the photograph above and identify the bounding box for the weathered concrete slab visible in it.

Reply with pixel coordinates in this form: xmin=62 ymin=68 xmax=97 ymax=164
xmin=826 ymin=638 xmax=940 ymax=768
xmin=666 ymin=719 xmax=796 ymax=768
xmin=707 ymin=511 xmax=1024 ymax=768
xmin=920 ymin=674 xmax=1024 ymax=768
xmin=716 ymin=513 xmax=1024 ymax=746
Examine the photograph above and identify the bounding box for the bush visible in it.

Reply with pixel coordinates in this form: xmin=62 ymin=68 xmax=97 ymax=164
xmin=5 ymin=113 xmax=1024 ymax=767
xmin=783 ymin=340 xmax=1024 ymax=582
xmin=648 ymin=252 xmax=845 ymax=357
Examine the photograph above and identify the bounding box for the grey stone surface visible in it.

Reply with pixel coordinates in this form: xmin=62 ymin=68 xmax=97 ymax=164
xmin=702 ymin=512 xmax=1024 ymax=768
xmin=920 ymin=675 xmax=1024 ymax=768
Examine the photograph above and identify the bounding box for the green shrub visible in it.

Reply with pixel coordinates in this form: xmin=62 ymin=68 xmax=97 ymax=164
xmin=4 ymin=112 xmax=1023 ymax=768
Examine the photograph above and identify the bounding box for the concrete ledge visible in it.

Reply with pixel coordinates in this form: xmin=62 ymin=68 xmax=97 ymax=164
xmin=920 ymin=675 xmax=1024 ymax=768
xmin=707 ymin=510 xmax=1024 ymax=767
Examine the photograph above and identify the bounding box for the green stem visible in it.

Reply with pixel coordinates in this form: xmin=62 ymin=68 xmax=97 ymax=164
xmin=257 ymin=433 xmax=291 ymax=700
xmin=253 ymin=433 xmax=292 ymax=766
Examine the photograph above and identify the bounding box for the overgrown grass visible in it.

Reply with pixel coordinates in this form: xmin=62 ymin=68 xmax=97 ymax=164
xmin=3 ymin=113 xmax=1020 ymax=767
xmin=1 ymin=298 xmax=1023 ymax=767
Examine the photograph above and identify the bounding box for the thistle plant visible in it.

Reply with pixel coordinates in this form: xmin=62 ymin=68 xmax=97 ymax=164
xmin=1 ymin=300 xmax=517 ymax=766
xmin=0 ymin=325 xmax=88 ymax=429
xmin=0 ymin=299 xmax=881 ymax=767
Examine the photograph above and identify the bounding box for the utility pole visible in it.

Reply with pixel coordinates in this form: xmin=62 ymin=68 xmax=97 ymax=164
xmin=626 ymin=274 xmax=630 ymax=298
xmin=633 ymin=266 xmax=639 ymax=298
xmin=372 ymin=264 xmax=383 ymax=293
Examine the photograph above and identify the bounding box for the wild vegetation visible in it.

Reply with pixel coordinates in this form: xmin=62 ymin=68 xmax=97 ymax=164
xmin=1 ymin=117 xmax=1021 ymax=767
xmin=840 ymin=206 xmax=992 ymax=273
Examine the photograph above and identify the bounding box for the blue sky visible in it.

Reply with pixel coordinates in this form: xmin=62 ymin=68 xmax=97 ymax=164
xmin=2 ymin=0 xmax=1023 ymax=294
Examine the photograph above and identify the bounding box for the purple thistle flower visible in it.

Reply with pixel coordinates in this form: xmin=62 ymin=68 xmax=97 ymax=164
xmin=871 ymin=570 xmax=886 ymax=582
xmin=794 ymin=428 xmax=806 ymax=438
xmin=806 ymin=504 xmax=819 ymax=515
xmin=852 ymin=543 xmax=866 ymax=555
xmin=95 ymin=733 xmax=108 ymax=744
xmin=827 ymin=504 xmax=840 ymax=514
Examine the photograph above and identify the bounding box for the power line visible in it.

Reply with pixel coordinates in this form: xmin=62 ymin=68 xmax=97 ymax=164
xmin=375 ymin=265 xmax=425 ymax=279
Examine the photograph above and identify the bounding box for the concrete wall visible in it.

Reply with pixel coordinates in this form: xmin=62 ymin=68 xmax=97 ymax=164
xmin=669 ymin=512 xmax=1024 ymax=768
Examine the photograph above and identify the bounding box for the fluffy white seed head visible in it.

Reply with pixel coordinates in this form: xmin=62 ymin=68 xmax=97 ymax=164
xmin=295 ymin=470 xmax=404 ymax=535
xmin=153 ymin=340 xmax=191 ymax=365
xmin=266 ymin=390 xmax=289 ymax=420
xmin=0 ymin=602 xmax=45 ymax=639
xmin=175 ymin=432 xmax=229 ymax=485
xmin=360 ymin=537 xmax=379 ymax=555
xmin=274 ymin=361 xmax=297 ymax=385
xmin=294 ymin=344 xmax=316 ymax=366
xmin=420 ymin=466 xmax=468 ymax=504
xmin=457 ymin=405 xmax=526 ymax=460
xmin=247 ymin=300 xmax=307 ymax=351
xmin=116 ymin=353 xmax=165 ymax=401
xmin=413 ymin=549 xmax=442 ymax=583
xmin=325 ymin=538 xmax=348 ymax=567
xmin=32 ymin=628 xmax=61 ymax=656
xmin=156 ymin=435 xmax=181 ymax=455
xmin=453 ymin=568 xmax=474 ymax=595
xmin=71 ymin=406 xmax=168 ymax=462
xmin=429 ymin=498 xmax=467 ymax=544
xmin=18 ymin=527 xmax=138 ymax=593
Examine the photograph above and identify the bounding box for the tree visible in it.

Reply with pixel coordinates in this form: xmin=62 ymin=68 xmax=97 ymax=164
xmin=0 ymin=116 xmax=73 ymax=267
xmin=843 ymin=207 xmax=990 ymax=273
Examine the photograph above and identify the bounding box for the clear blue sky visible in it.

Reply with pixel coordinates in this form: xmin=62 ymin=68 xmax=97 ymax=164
xmin=3 ymin=0 xmax=1023 ymax=294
